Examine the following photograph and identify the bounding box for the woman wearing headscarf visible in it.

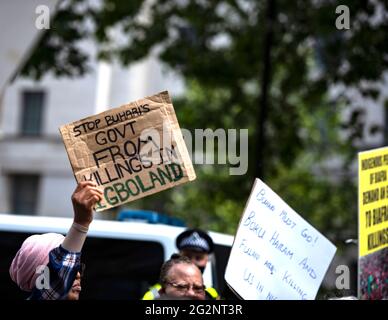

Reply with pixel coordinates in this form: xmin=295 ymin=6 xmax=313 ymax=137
xmin=9 ymin=181 xmax=102 ymax=300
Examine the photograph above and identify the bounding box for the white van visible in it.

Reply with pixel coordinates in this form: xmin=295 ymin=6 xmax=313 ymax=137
xmin=0 ymin=213 xmax=235 ymax=299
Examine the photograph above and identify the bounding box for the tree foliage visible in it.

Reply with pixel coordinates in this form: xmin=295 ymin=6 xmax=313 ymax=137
xmin=21 ymin=0 xmax=388 ymax=244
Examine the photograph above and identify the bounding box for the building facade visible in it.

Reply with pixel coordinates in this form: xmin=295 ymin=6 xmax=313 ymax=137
xmin=0 ymin=45 xmax=183 ymax=217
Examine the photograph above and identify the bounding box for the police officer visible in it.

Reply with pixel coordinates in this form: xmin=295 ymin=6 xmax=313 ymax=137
xmin=142 ymin=228 xmax=219 ymax=300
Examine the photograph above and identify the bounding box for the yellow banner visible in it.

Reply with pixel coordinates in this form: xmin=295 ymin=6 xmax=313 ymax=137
xmin=358 ymin=147 xmax=388 ymax=257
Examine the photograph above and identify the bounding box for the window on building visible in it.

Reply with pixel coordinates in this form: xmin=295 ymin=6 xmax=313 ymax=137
xmin=10 ymin=174 xmax=40 ymax=215
xmin=20 ymin=91 xmax=45 ymax=136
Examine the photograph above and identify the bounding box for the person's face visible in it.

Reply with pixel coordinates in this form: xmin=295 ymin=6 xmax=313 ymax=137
xmin=180 ymin=249 xmax=209 ymax=271
xmin=162 ymin=264 xmax=206 ymax=300
xmin=67 ymin=272 xmax=81 ymax=301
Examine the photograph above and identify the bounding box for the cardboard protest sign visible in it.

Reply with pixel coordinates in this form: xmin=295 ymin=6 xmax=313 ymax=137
xmin=358 ymin=147 xmax=388 ymax=299
xmin=225 ymin=178 xmax=337 ymax=300
xmin=60 ymin=91 xmax=196 ymax=211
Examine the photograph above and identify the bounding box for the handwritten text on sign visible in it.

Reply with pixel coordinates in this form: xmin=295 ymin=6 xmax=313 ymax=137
xmin=225 ymin=179 xmax=337 ymax=300
xmin=59 ymin=91 xmax=196 ymax=211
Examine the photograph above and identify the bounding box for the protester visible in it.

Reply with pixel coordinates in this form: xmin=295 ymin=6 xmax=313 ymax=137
xmin=9 ymin=181 xmax=102 ymax=300
xmin=143 ymin=228 xmax=219 ymax=299
xmin=66 ymin=271 xmax=82 ymax=300
xmin=66 ymin=263 xmax=86 ymax=301
xmin=176 ymin=228 xmax=214 ymax=274
xmin=158 ymin=254 xmax=206 ymax=300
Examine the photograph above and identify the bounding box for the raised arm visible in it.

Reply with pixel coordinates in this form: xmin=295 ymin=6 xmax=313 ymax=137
xmin=30 ymin=182 xmax=102 ymax=300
